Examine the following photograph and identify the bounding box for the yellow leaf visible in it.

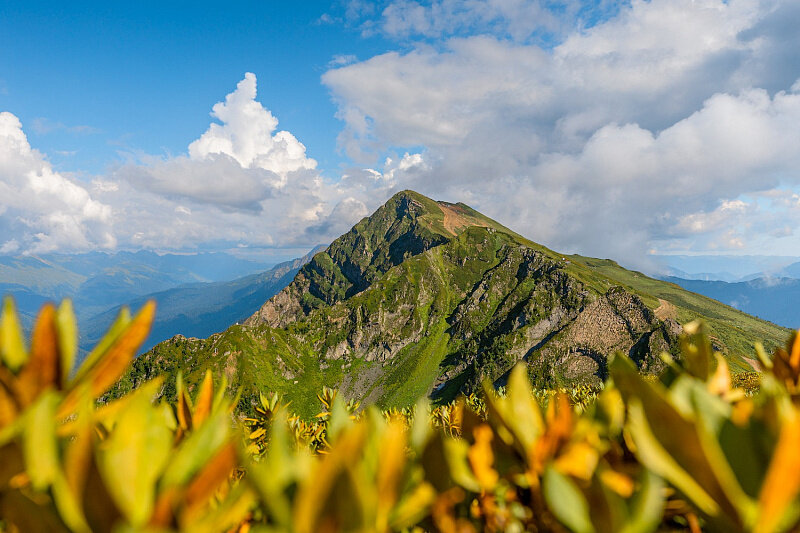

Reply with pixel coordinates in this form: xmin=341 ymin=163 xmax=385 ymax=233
xmin=1 ymin=296 xmax=28 ymax=372
xmin=97 ymin=380 xmax=172 ymax=526
xmin=56 ymin=299 xmax=78 ymax=385
xmin=467 ymin=424 xmax=498 ymax=491
xmin=377 ymin=421 xmax=408 ymax=530
xmin=22 ymin=390 xmax=60 ymax=490
xmin=554 ymin=442 xmax=599 ymax=481
xmin=599 ymin=469 xmax=635 ymax=498
xmin=72 ymin=306 xmax=130 ymax=383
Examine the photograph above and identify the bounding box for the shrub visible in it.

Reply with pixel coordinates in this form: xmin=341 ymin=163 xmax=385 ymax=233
xmin=2 ymin=297 xmax=800 ymax=532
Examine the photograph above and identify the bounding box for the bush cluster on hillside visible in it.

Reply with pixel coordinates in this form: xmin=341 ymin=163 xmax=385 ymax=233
xmin=0 ymin=297 xmax=799 ymax=532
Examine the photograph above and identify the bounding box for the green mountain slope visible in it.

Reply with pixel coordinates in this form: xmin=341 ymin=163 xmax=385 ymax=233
xmin=117 ymin=191 xmax=788 ymax=416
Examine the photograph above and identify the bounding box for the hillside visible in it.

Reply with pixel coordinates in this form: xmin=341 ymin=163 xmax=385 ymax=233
xmin=117 ymin=191 xmax=788 ymax=416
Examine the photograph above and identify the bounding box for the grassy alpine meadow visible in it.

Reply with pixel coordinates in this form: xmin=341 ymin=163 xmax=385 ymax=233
xmin=2 ymin=296 xmax=800 ymax=532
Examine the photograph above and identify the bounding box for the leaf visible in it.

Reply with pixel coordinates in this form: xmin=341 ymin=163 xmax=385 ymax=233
xmin=176 ymin=371 xmax=193 ymax=432
xmin=543 ymin=465 xmax=594 ymax=533
xmin=182 ymin=441 xmax=238 ymax=523
xmin=467 ymin=424 xmax=498 ymax=490
xmin=293 ymin=423 xmax=368 ymax=533
xmin=191 ymin=369 xmax=214 ymax=427
xmin=52 ymin=394 xmax=93 ymax=533
xmin=61 ymin=301 xmax=155 ymax=417
xmin=755 ymin=414 xmax=800 ymax=533
xmin=18 ymin=303 xmax=60 ymax=405
xmin=56 ymin=299 xmax=78 ymax=385
xmin=72 ymin=306 xmax=131 ymax=383
xmin=506 ymin=363 xmax=544 ymax=449
xmin=97 ymin=381 xmax=173 ymax=526
xmin=183 ymin=483 xmax=256 ymax=533
xmin=22 ymin=390 xmax=60 ymax=490
xmin=680 ymin=321 xmax=713 ymax=381
xmin=1 ymin=296 xmax=28 ymax=372
xmin=161 ymin=409 xmax=232 ymax=489
xmin=376 ymin=421 xmax=408 ymax=530
xmin=611 ymin=353 xmax=750 ymax=529
xmin=620 ymin=469 xmax=664 ymax=533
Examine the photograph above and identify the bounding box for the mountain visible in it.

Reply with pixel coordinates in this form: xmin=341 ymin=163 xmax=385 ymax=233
xmin=79 ymin=247 xmax=323 ymax=354
xmin=665 ymin=276 xmax=800 ymax=329
xmin=653 ymin=254 xmax=799 ymax=282
xmin=0 ymin=251 xmax=272 ymax=329
xmin=117 ymin=191 xmax=788 ymax=416
xmin=776 ymin=261 xmax=800 ymax=279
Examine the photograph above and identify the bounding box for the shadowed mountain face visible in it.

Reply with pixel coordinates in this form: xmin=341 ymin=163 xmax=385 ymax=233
xmin=117 ymin=191 xmax=788 ymax=416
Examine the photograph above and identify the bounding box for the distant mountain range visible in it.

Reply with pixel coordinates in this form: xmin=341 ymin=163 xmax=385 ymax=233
xmin=79 ymin=247 xmax=323 ymax=354
xmin=0 ymin=250 xmax=274 ymax=327
xmin=664 ymin=276 xmax=799 ymax=330
xmin=655 ymin=254 xmax=800 ymax=282
xmin=116 ymin=191 xmax=788 ymax=417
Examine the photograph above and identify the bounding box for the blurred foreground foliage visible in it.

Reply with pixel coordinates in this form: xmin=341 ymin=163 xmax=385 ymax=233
xmin=0 ymin=297 xmax=799 ymax=532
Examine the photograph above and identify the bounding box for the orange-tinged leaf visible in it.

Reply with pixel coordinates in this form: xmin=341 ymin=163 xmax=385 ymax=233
xmin=377 ymin=421 xmax=408 ymax=530
xmin=192 ymin=369 xmax=214 ymax=427
xmin=72 ymin=307 xmax=131 ymax=383
xmin=708 ymin=354 xmax=731 ymax=397
xmin=18 ymin=304 xmax=60 ymax=405
xmin=60 ymin=301 xmax=155 ymax=417
xmin=553 ymin=442 xmax=599 ymax=481
xmin=467 ymin=424 xmax=498 ymax=491
xmin=0 ymin=381 xmax=18 ymax=428
xmin=791 ymin=331 xmax=800 ymax=370
xmin=756 ymin=414 xmax=800 ymax=533
xmin=176 ymin=371 xmax=193 ymax=432
xmin=183 ymin=441 xmax=238 ymax=521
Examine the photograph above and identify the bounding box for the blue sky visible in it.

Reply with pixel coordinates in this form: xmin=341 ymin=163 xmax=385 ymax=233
xmin=0 ymin=1 xmax=390 ymax=174
xmin=1 ymin=1 xmax=800 ymax=270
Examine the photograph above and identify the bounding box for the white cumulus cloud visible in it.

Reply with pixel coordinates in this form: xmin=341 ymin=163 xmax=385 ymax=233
xmin=0 ymin=111 xmax=113 ymax=253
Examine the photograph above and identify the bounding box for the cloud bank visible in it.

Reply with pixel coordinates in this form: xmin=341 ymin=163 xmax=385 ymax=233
xmin=2 ymin=0 xmax=800 ymax=269
xmin=0 ymin=74 xmax=387 ymax=255
xmin=323 ymin=0 xmax=800 ymax=266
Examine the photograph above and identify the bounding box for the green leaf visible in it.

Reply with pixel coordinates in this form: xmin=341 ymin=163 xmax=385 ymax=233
xmin=620 ymin=469 xmax=664 ymax=533
xmin=544 ymin=465 xmax=594 ymax=533
xmin=611 ymin=353 xmax=753 ymax=530
xmin=1 ymin=296 xmax=27 ymax=372
xmin=97 ymin=382 xmax=172 ymax=526
xmin=161 ymin=409 xmax=231 ymax=489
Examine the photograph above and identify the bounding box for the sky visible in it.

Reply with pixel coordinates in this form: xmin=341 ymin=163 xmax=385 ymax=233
xmin=1 ymin=0 xmax=800 ymax=270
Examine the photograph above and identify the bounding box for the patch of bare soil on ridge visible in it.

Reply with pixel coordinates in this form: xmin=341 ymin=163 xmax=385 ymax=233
xmin=654 ymin=298 xmax=677 ymax=321
xmin=439 ymin=202 xmax=484 ymax=236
